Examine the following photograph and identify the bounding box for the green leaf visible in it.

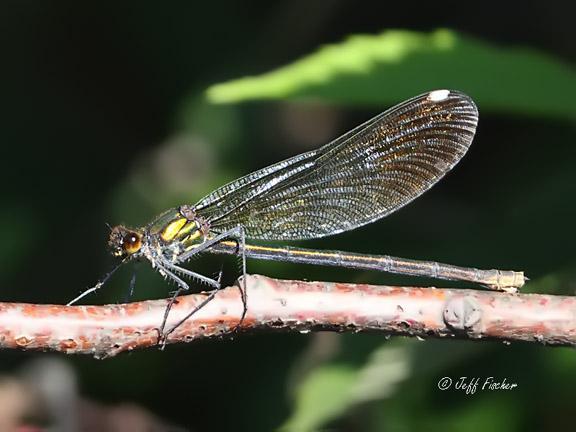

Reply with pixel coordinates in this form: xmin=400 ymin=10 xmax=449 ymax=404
xmin=207 ymin=29 xmax=576 ymax=119
xmin=279 ymin=345 xmax=411 ymax=432
xmin=279 ymin=365 xmax=357 ymax=432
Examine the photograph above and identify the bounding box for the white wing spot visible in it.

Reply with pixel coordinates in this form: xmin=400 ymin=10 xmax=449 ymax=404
xmin=428 ymin=89 xmax=450 ymax=101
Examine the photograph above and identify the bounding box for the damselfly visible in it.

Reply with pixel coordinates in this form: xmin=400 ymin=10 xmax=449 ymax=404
xmin=69 ymin=90 xmax=525 ymax=334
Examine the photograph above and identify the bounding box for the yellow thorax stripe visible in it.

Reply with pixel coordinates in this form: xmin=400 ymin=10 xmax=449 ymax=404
xmin=160 ymin=217 xmax=195 ymax=242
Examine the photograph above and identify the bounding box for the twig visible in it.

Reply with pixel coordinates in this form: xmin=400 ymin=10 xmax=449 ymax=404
xmin=0 ymin=275 xmax=574 ymax=358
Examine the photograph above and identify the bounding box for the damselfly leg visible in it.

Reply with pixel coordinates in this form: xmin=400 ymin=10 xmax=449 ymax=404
xmin=67 ymin=260 xmax=126 ymax=306
xmin=122 ymin=269 xmax=138 ymax=303
xmin=162 ymin=225 xmax=248 ymax=341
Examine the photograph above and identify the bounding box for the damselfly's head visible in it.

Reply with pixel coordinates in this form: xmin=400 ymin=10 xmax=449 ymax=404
xmin=108 ymin=225 xmax=144 ymax=258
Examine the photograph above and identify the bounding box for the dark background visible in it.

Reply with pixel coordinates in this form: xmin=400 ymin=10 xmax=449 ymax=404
xmin=0 ymin=1 xmax=574 ymax=431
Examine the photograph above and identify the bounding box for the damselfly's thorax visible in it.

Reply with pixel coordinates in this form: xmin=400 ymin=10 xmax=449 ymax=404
xmin=107 ymin=205 xmax=210 ymax=260
xmin=155 ymin=205 xmax=209 ymax=245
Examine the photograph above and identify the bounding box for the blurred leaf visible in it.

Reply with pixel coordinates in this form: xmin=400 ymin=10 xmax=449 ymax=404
xmin=281 ymin=345 xmax=411 ymax=431
xmin=348 ymin=345 xmax=411 ymax=404
xmin=174 ymin=94 xmax=241 ymax=151
xmin=207 ymin=29 xmax=576 ymax=119
xmin=280 ymin=365 xmax=357 ymax=432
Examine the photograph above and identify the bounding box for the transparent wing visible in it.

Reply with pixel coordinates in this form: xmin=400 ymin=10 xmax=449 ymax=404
xmin=194 ymin=90 xmax=478 ymax=240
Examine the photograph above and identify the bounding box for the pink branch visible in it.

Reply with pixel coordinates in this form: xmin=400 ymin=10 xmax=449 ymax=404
xmin=0 ymin=275 xmax=574 ymax=358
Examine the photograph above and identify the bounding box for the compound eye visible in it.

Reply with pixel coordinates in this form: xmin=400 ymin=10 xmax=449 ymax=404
xmin=122 ymin=232 xmax=142 ymax=254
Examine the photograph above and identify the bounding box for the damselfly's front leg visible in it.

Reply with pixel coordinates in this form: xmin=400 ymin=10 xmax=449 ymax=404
xmin=66 ymin=260 xmax=126 ymax=306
